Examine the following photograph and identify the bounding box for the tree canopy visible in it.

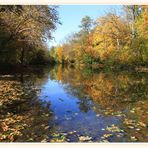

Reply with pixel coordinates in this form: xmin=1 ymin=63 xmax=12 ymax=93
xmin=50 ymin=6 xmax=148 ymax=68
xmin=0 ymin=5 xmax=60 ymax=65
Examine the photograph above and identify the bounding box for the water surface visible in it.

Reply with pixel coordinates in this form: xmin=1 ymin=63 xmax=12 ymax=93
xmin=0 ymin=65 xmax=147 ymax=142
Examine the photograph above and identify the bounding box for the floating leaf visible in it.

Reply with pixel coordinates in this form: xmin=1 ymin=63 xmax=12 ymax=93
xmin=79 ymin=136 xmax=92 ymax=142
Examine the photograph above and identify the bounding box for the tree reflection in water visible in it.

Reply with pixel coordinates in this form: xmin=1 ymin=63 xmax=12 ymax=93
xmin=47 ymin=65 xmax=148 ymax=142
xmin=0 ymin=65 xmax=147 ymax=142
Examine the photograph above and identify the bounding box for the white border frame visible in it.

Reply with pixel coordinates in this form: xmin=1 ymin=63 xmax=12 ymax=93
xmin=0 ymin=0 xmax=147 ymax=147
xmin=0 ymin=0 xmax=148 ymax=5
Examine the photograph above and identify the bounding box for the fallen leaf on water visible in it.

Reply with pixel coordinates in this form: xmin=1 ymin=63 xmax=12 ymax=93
xmin=101 ymin=133 xmax=113 ymax=139
xmin=1 ymin=122 xmax=8 ymax=131
xmin=96 ymin=114 xmax=100 ymax=117
xmin=138 ymin=122 xmax=146 ymax=127
xmin=41 ymin=139 xmax=48 ymax=142
xmin=130 ymin=136 xmax=137 ymax=141
xmin=79 ymin=136 xmax=92 ymax=142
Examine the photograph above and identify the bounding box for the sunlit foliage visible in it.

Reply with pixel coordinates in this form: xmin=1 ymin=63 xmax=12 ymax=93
xmin=51 ymin=5 xmax=148 ymax=68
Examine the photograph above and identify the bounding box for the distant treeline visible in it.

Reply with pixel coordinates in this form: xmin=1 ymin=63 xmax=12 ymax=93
xmin=0 ymin=5 xmax=60 ymax=66
xmin=49 ymin=6 xmax=148 ymax=68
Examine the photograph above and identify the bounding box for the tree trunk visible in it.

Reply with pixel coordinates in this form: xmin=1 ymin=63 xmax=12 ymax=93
xmin=20 ymin=48 xmax=25 ymax=66
xmin=131 ymin=6 xmax=137 ymax=39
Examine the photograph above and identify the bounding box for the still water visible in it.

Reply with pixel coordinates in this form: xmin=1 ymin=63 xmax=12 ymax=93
xmin=0 ymin=65 xmax=147 ymax=142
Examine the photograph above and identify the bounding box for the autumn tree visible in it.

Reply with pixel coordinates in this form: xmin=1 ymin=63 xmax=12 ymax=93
xmin=0 ymin=5 xmax=59 ymax=65
xmin=79 ymin=16 xmax=93 ymax=58
xmin=92 ymin=13 xmax=131 ymax=64
xmin=49 ymin=6 xmax=148 ymax=67
xmin=123 ymin=5 xmax=142 ymax=38
xmin=133 ymin=6 xmax=148 ymax=64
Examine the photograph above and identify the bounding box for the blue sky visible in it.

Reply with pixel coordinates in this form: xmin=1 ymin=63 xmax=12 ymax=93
xmin=49 ymin=5 xmax=122 ymax=47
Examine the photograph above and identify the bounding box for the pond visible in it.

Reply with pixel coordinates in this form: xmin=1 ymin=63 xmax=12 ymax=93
xmin=0 ymin=65 xmax=147 ymax=142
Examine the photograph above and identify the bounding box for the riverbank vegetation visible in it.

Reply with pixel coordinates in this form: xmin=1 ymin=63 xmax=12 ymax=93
xmin=0 ymin=5 xmax=147 ymax=70
xmin=50 ymin=6 xmax=148 ymax=69
xmin=0 ymin=5 xmax=60 ymax=66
